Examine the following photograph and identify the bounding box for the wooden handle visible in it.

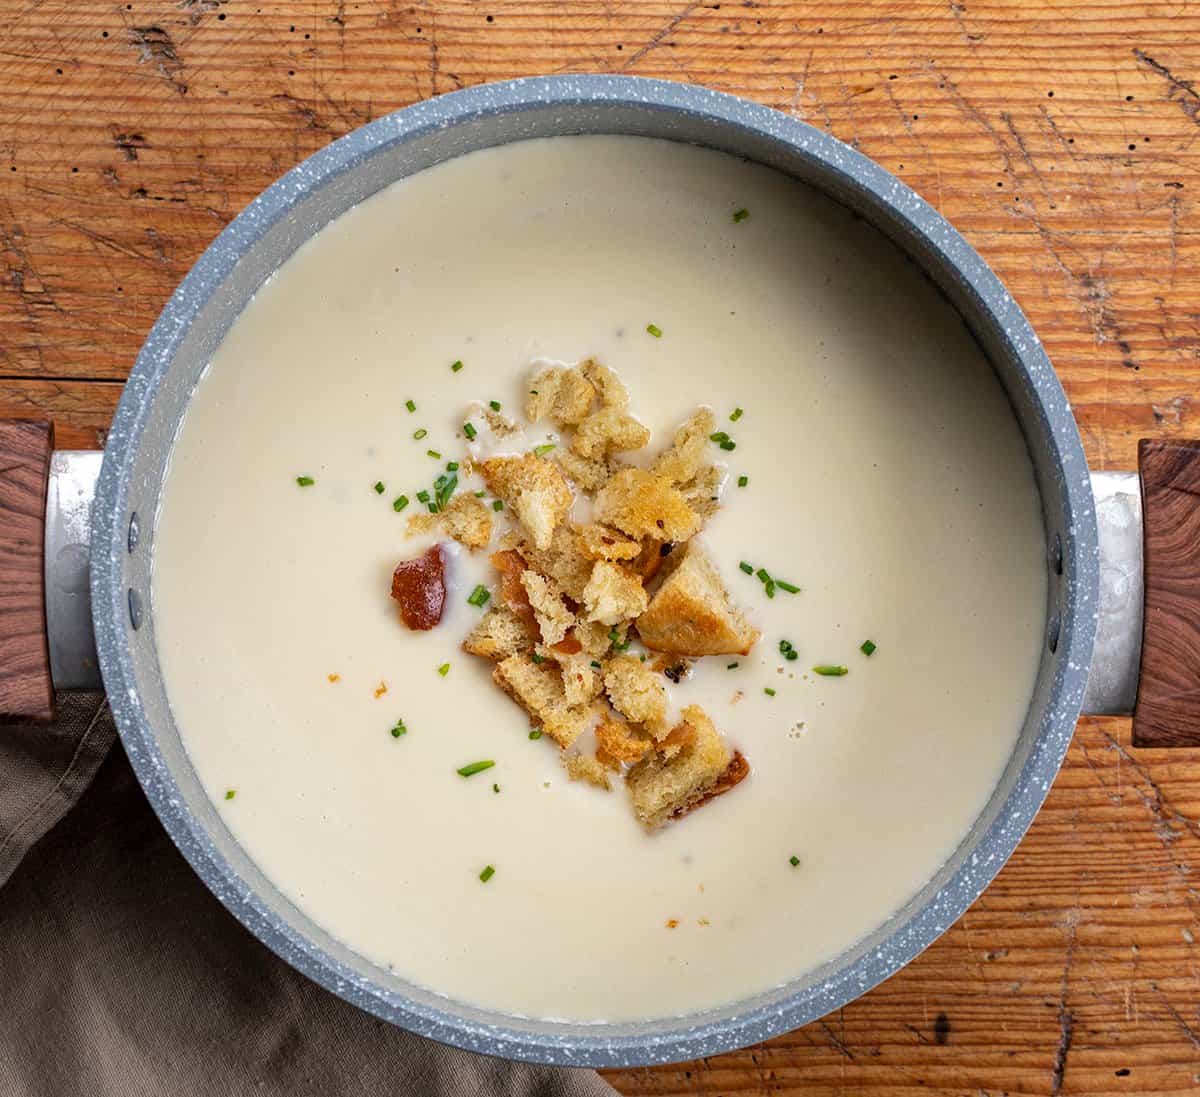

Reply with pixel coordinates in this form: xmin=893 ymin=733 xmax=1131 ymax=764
xmin=1132 ymin=438 xmax=1200 ymax=747
xmin=0 ymin=420 xmax=55 ymax=723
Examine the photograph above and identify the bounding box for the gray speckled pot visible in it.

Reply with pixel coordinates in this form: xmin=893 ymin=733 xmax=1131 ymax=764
xmin=91 ymin=76 xmax=1096 ymax=1067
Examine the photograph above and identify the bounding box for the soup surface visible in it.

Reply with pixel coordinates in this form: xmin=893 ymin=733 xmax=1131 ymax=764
xmin=152 ymin=135 xmax=1047 ymax=1022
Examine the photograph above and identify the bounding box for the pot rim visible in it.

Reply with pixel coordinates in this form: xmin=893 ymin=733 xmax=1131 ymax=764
xmin=92 ymin=74 xmax=1098 ymax=1067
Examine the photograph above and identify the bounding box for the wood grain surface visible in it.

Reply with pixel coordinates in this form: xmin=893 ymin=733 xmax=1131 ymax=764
xmin=1134 ymin=439 xmax=1200 ymax=748
xmin=2 ymin=1 xmax=1199 ymax=1092
xmin=0 ymin=419 xmax=54 ymax=722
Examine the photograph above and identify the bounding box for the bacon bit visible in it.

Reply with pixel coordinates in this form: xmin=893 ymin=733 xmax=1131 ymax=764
xmin=374 ymin=682 xmax=388 ymax=699
xmin=552 ymin=632 xmax=583 ymax=655
xmin=327 ymin=673 xmax=341 ymax=683
xmin=665 ymin=918 xmax=679 ymax=929
xmin=489 ymin=548 xmax=536 ymax=630
xmin=391 ymin=544 xmax=447 ymax=630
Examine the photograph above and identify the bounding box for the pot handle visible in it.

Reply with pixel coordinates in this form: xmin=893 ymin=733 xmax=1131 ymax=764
xmin=1133 ymin=438 xmax=1200 ymax=747
xmin=0 ymin=419 xmax=55 ymax=723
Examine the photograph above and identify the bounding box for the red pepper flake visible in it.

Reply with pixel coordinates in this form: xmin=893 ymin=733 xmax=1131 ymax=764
xmin=390 ymin=544 xmax=448 ymax=630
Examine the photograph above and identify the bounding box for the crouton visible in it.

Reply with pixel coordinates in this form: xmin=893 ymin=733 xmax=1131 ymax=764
xmin=517 ymin=523 xmax=595 ymax=602
xmin=552 ymin=448 xmax=612 ymax=492
xmin=483 ymin=406 xmax=518 ymax=437
xmin=479 ymin=453 xmax=573 ymax=550
xmin=632 ymin=539 xmax=672 ymax=584
xmin=574 ymin=619 xmax=618 ymax=660
xmin=579 ymin=358 xmax=630 ymax=411
xmin=636 ymin=541 xmax=760 ymax=656
xmin=594 ymin=467 xmax=702 ymax=543
xmin=626 ymin=706 xmax=740 ymax=829
xmin=595 ymin=715 xmax=654 ymax=768
xmin=490 ymin=548 xmax=536 ymax=631
xmin=521 ymin=570 xmax=574 ymax=645
xmin=526 ymin=365 xmax=597 ymax=426
xmin=679 ymin=464 xmax=723 ymax=521
xmin=582 ymin=560 xmax=649 ymax=626
xmin=492 ymin=654 xmax=594 ymax=748
xmin=603 ymin=654 xmax=668 ymax=733
xmin=579 ymin=522 xmax=641 ymax=562
xmin=563 ymin=752 xmax=612 ymax=790
xmin=540 ymin=648 xmax=604 ymax=706
xmin=463 ymin=606 xmax=534 ymax=661
xmin=407 ymin=492 xmax=493 ymax=550
xmin=652 ymin=408 xmax=715 ymax=485
xmin=572 ymin=407 xmax=651 ymax=460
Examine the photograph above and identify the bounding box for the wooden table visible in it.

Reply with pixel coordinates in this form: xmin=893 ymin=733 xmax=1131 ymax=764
xmin=3 ymin=2 xmax=1198 ymax=1092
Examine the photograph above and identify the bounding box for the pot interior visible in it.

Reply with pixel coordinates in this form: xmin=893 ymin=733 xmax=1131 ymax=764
xmin=94 ymin=76 xmax=1096 ymax=1066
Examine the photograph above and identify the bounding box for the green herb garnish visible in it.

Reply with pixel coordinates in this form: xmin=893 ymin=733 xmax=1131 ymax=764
xmin=374 ymin=481 xmax=385 ymax=494
xmin=463 ymin=421 xmax=477 ymax=441
xmin=755 ymin=567 xmax=771 ymax=583
xmin=776 ymin=580 xmax=801 ymax=594
xmin=528 ymin=729 xmax=543 ymax=740
xmin=730 ymin=407 xmax=744 ymax=421
xmin=492 ymin=499 xmax=503 ymax=511
xmin=532 ymin=653 xmax=546 ymax=664
xmin=406 ymin=399 xmax=416 ymax=413
xmin=296 ymin=476 xmax=315 ymax=487
xmin=427 ymin=449 xmax=441 ymax=460
xmin=446 ymin=461 xmax=459 ymax=472
xmin=451 ymin=360 xmax=464 ymax=373
xmin=813 ymin=665 xmax=848 ymax=677
xmin=413 ymin=428 xmax=428 ymax=440
xmin=433 ymin=471 xmax=458 ymax=510
xmin=224 ymin=789 xmax=236 ymax=800
xmin=710 ymin=431 xmax=730 ymax=444
xmin=489 ymin=399 xmax=501 ymax=411
xmin=467 ymin=584 xmax=491 ymax=608
xmin=533 ymin=443 xmax=556 ymax=457
xmin=789 ymin=854 xmax=800 ymax=867
xmin=457 ymin=759 xmax=495 ymax=777
xmin=739 ymin=561 xmax=754 ymax=575
xmin=390 ymin=720 xmax=407 ymax=738
xmin=861 ymin=640 xmax=877 ymax=656
xmin=733 ymin=208 xmax=750 ymax=223
xmin=765 ymin=579 xmax=776 ymax=598
xmin=646 ymin=323 xmax=663 ymax=338
xmin=479 ymin=864 xmax=495 ymax=882
xmin=492 ymin=783 xmax=500 ymax=793
xmin=590 ymin=661 xmax=602 ymax=669
xmin=416 ymin=489 xmax=430 ymax=503
xmin=437 ymin=662 xmax=450 ymax=677
xmin=393 ymin=495 xmax=409 ymax=512
xmin=737 ymin=475 xmax=748 ymax=488
xmin=764 ymin=687 xmax=776 ymax=697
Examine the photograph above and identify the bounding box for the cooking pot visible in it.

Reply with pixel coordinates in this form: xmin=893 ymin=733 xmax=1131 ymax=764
xmin=2 ymin=75 xmax=1197 ymax=1067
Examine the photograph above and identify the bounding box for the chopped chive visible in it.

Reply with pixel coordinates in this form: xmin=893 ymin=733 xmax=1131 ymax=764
xmin=789 ymin=854 xmax=800 ymax=867
xmin=427 ymin=449 xmax=441 ymax=459
xmin=727 ymin=661 xmax=739 ymax=669
xmin=405 ymin=399 xmax=416 ymax=413
xmin=467 ymin=584 xmax=491 ymax=608
xmin=492 ymin=499 xmax=504 ymax=511
xmin=413 ymin=428 xmax=428 ymax=440
xmin=720 ymin=439 xmax=736 ymax=452
xmin=764 ymin=687 xmax=776 ymax=697
xmin=463 ymin=421 xmax=477 ymax=441
xmin=710 ymin=431 xmax=730 ymax=444
xmin=446 ymin=461 xmax=459 ymax=472
xmin=733 ymin=208 xmax=750 ymax=223
xmin=295 ymin=476 xmax=315 ymax=487
xmin=457 ymin=759 xmax=495 ymax=777
xmin=416 ymin=489 xmax=431 ymax=503
xmin=765 ymin=580 xmax=776 ymax=598
xmin=489 ymin=399 xmax=501 ymax=411
xmin=390 ymin=720 xmax=407 ymax=738
xmin=786 ymin=650 xmax=798 ymax=661
xmin=437 ymin=662 xmax=450 ymax=677
xmin=813 ymin=664 xmax=848 ymax=677
xmin=434 ymin=471 xmax=458 ymax=510
xmin=426 ymin=502 xmax=438 ymax=513
xmin=224 ymin=789 xmax=236 ymax=800
xmin=533 ymin=443 xmax=557 ymax=457
xmin=776 ymin=580 xmax=801 ymax=594
xmin=492 ymin=782 xmax=500 ymax=793
xmin=755 ymin=568 xmax=771 ymax=583
xmin=373 ymin=481 xmax=385 ymax=494
xmin=779 ymin=640 xmax=793 ymax=653
xmin=730 ymin=407 xmax=744 ymax=422
xmin=590 ymin=661 xmax=602 ymax=669
xmin=646 ymin=323 xmax=663 ymax=338
xmin=738 ymin=475 xmax=749 ymax=488
xmin=451 ymin=360 xmax=464 ymax=372
xmin=739 ymin=561 xmax=754 ymax=575
xmin=393 ymin=495 xmax=409 ymax=512
xmin=861 ymin=640 xmax=877 ymax=656
xmin=479 ymin=864 xmax=495 ymax=882
xmin=474 ymin=490 xmax=486 ymax=497
xmin=528 ymin=728 xmax=543 ymax=740
xmin=531 ymin=653 xmax=546 ymax=664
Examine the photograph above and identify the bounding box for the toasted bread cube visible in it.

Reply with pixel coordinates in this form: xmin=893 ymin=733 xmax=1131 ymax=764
xmin=479 ymin=453 xmax=573 ymax=551
xmin=463 ymin=606 xmax=534 ymax=661
xmin=572 ymin=407 xmax=651 ymax=460
xmin=595 ymin=714 xmax=655 ymax=768
xmin=563 ymin=752 xmax=612 ymax=790
xmin=492 ymin=654 xmax=594 ymax=748
xmin=652 ymin=408 xmax=715 ymax=485
xmin=679 ymin=464 xmax=723 ymax=521
xmin=553 ymin=449 xmax=612 ymax=492
xmin=574 ymin=619 xmax=617 ymax=661
xmin=407 ymin=492 xmax=493 ymax=550
xmin=518 ymin=523 xmax=595 ymax=602
xmin=579 ymin=358 xmax=630 ymax=411
xmin=483 ymin=406 xmax=519 ymax=437
xmin=579 ymin=522 xmax=641 ymax=562
xmin=521 ymin=570 xmax=574 ymax=645
xmin=542 ymin=649 xmax=604 ymax=706
xmin=627 ymin=706 xmax=735 ymax=830
xmin=636 ymin=541 xmax=760 ymax=656
xmin=594 ymin=467 xmax=702 ymax=543
xmin=603 ymin=654 xmax=668 ymax=733
xmin=582 ymin=560 xmax=649 ymax=626
xmin=526 ymin=365 xmax=596 ymax=426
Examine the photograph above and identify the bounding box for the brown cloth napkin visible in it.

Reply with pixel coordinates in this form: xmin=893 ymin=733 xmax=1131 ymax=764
xmin=0 ymin=694 xmax=616 ymax=1097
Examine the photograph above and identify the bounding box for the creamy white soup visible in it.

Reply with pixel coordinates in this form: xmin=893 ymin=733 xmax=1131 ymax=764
xmin=152 ymin=135 xmax=1047 ymax=1022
